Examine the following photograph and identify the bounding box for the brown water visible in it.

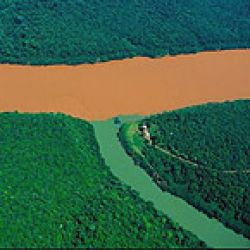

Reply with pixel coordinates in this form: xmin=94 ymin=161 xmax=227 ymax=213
xmin=0 ymin=50 xmax=249 ymax=120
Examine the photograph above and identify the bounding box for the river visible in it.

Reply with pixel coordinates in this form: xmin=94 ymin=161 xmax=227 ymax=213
xmin=92 ymin=116 xmax=250 ymax=248
xmin=0 ymin=49 xmax=249 ymax=120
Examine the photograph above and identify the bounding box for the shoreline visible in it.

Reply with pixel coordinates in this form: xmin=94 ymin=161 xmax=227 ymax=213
xmin=1 ymin=48 xmax=250 ymax=67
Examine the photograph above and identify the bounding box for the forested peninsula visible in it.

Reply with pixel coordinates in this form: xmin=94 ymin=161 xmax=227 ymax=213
xmin=0 ymin=112 xmax=206 ymax=248
xmin=119 ymin=100 xmax=250 ymax=239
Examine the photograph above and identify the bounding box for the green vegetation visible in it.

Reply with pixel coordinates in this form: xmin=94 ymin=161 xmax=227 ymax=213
xmin=0 ymin=0 xmax=249 ymax=65
xmin=119 ymin=100 xmax=250 ymax=238
xmin=0 ymin=112 xmax=206 ymax=248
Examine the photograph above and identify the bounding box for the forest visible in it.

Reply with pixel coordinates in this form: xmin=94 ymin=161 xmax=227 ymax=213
xmin=119 ymin=100 xmax=250 ymax=238
xmin=0 ymin=112 xmax=206 ymax=248
xmin=0 ymin=0 xmax=249 ymax=65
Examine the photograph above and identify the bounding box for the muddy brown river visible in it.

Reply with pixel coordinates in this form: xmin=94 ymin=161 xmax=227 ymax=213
xmin=0 ymin=49 xmax=249 ymax=120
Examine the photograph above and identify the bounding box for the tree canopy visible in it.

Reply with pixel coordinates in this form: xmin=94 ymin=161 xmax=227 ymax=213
xmin=0 ymin=112 xmax=205 ymax=248
xmin=0 ymin=0 xmax=249 ymax=65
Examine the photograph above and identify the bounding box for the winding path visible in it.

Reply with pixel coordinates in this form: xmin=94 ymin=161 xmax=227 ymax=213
xmin=154 ymin=144 xmax=250 ymax=174
xmin=141 ymin=124 xmax=249 ymax=174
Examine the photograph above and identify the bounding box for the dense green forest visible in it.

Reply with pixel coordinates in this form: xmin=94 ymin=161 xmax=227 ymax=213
xmin=119 ymin=100 xmax=250 ymax=238
xmin=0 ymin=112 xmax=206 ymax=248
xmin=0 ymin=0 xmax=249 ymax=65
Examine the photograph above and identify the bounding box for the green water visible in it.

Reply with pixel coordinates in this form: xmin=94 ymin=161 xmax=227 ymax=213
xmin=92 ymin=116 xmax=250 ymax=248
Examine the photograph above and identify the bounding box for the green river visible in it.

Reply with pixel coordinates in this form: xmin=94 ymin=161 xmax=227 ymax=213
xmin=92 ymin=116 xmax=250 ymax=248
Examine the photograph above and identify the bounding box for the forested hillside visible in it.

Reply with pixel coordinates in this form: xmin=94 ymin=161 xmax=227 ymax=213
xmin=0 ymin=0 xmax=249 ymax=65
xmin=119 ymin=100 xmax=250 ymax=238
xmin=0 ymin=112 xmax=206 ymax=248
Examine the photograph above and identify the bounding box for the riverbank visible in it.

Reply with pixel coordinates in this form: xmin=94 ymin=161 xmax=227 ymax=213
xmin=0 ymin=49 xmax=249 ymax=120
